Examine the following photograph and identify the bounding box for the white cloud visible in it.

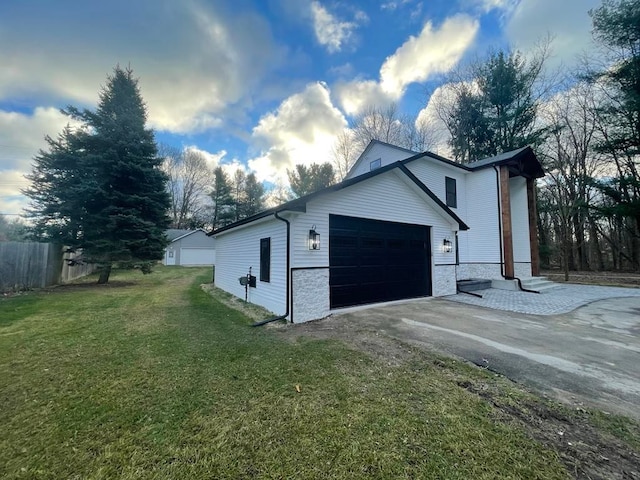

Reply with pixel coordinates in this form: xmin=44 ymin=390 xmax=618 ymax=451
xmin=0 ymin=0 xmax=283 ymax=135
xmin=183 ymin=146 xmax=227 ymax=171
xmin=248 ymin=82 xmax=347 ymax=183
xmin=470 ymin=0 xmax=519 ymax=13
xmin=505 ymin=0 xmax=600 ymax=69
xmin=381 ymin=0 xmax=415 ymax=11
xmin=310 ymin=1 xmax=363 ymax=53
xmin=380 ymin=15 xmax=479 ymax=95
xmin=336 ymin=15 xmax=479 ymax=115
xmin=0 ymin=107 xmax=78 ymax=215
xmin=415 ymin=80 xmax=482 ymax=157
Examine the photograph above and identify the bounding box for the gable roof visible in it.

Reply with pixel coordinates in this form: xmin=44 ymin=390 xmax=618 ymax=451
xmin=209 ymin=160 xmax=469 ymax=236
xmin=465 ymin=146 xmax=544 ymax=178
xmin=347 ymin=140 xmax=544 ymax=180
xmin=166 ymin=228 xmax=208 ymax=243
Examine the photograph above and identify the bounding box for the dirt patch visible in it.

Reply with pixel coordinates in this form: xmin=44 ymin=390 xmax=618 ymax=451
xmin=459 ymin=380 xmax=640 ymax=480
xmin=281 ymin=314 xmax=640 ymax=480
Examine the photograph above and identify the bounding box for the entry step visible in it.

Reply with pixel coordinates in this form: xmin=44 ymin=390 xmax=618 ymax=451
xmin=457 ymin=278 xmax=492 ymax=292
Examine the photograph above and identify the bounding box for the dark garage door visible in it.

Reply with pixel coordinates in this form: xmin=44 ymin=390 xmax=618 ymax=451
xmin=329 ymin=214 xmax=431 ymax=309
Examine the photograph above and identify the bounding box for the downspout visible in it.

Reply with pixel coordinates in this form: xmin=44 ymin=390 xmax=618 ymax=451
xmin=251 ymin=210 xmax=292 ymax=326
xmin=493 ymin=166 xmax=539 ymax=294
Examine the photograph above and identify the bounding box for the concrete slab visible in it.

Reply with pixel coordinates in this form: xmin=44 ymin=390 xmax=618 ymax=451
xmin=334 ymin=290 xmax=640 ymax=419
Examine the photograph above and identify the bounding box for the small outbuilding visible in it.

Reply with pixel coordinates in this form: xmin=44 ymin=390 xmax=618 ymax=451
xmin=164 ymin=229 xmax=216 ymax=266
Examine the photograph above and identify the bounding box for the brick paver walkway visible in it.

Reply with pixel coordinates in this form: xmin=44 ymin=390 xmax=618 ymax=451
xmin=446 ymin=284 xmax=640 ymax=315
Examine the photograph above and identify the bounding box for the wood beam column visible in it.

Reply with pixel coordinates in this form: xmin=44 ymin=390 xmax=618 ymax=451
xmin=500 ymin=166 xmax=515 ymax=278
xmin=527 ymin=178 xmax=540 ymax=276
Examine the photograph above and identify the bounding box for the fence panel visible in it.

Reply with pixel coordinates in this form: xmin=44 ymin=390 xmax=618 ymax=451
xmin=0 ymin=242 xmax=96 ymax=292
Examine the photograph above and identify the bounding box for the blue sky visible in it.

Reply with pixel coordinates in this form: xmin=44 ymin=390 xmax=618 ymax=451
xmin=0 ymin=0 xmax=599 ymax=215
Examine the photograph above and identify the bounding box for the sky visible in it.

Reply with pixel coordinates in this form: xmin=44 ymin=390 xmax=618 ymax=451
xmin=0 ymin=0 xmax=601 ymax=217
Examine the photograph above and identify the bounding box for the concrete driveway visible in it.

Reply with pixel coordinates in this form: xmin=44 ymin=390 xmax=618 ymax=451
xmin=334 ymin=290 xmax=640 ymax=419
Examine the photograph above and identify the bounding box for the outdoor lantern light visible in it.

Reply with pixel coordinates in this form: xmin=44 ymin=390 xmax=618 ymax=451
xmin=308 ymin=225 xmax=320 ymax=250
xmin=443 ymin=238 xmax=452 ymax=253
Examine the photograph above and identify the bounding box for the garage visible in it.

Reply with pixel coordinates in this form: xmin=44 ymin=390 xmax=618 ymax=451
xmin=329 ymin=214 xmax=431 ymax=308
xmin=179 ymin=248 xmax=216 ymax=266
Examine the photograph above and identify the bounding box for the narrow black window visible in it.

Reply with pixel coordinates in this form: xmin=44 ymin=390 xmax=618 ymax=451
xmin=260 ymin=237 xmax=271 ymax=282
xmin=370 ymin=158 xmax=381 ymax=171
xmin=445 ymin=176 xmax=457 ymax=208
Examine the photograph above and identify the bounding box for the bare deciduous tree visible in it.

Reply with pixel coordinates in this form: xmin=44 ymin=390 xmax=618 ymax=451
xmin=160 ymin=144 xmax=212 ymax=229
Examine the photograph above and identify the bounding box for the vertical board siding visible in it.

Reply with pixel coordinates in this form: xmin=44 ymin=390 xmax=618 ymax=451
xmin=509 ymin=176 xmax=532 ymax=263
xmin=214 ymin=219 xmax=287 ymax=315
xmin=460 ymin=169 xmax=501 ymax=263
xmin=0 ymin=242 xmax=63 ymax=291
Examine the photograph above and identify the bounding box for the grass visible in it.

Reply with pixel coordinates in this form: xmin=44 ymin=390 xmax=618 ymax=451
xmin=0 ymin=266 xmax=576 ymax=478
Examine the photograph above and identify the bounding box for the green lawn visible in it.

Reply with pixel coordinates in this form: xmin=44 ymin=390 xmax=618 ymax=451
xmin=0 ymin=266 xmax=571 ymax=479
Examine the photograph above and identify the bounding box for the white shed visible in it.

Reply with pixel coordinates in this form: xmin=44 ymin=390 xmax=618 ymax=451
xmin=164 ymin=229 xmax=216 ymax=266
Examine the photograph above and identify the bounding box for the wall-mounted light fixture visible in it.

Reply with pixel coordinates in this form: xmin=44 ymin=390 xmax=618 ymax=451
xmin=308 ymin=225 xmax=320 ymax=250
xmin=443 ymin=238 xmax=452 ymax=253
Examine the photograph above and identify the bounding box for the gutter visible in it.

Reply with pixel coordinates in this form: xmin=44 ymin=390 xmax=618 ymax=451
xmin=251 ymin=210 xmax=292 ymax=326
xmin=493 ymin=166 xmax=539 ymax=294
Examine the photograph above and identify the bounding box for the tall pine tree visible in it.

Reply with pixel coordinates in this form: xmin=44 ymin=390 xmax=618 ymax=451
xmin=24 ymin=66 xmax=170 ymax=283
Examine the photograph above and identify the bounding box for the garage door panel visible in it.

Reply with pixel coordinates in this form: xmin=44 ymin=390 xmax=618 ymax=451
xmin=180 ymin=248 xmax=215 ymax=266
xmin=329 ymin=215 xmax=431 ymax=309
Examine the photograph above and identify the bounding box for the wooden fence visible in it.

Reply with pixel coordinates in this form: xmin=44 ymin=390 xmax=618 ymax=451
xmin=0 ymin=242 xmax=95 ymax=292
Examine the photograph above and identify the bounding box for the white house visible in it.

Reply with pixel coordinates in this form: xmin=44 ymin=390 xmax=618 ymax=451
xmin=164 ymin=229 xmax=216 ymax=266
xmin=210 ymin=141 xmax=544 ymax=323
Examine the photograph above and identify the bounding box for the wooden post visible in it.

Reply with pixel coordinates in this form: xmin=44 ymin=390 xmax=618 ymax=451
xmin=500 ymin=166 xmax=515 ymax=278
xmin=527 ymin=178 xmax=540 ymax=276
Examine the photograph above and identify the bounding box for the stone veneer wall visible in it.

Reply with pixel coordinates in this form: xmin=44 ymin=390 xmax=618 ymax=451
xmin=291 ymin=268 xmax=330 ymax=323
xmin=432 ymin=265 xmax=457 ymax=296
xmin=456 ymin=263 xmax=502 ymax=280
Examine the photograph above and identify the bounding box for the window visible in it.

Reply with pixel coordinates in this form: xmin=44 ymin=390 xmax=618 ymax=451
xmin=445 ymin=176 xmax=457 ymax=208
xmin=260 ymin=237 xmax=271 ymax=282
xmin=370 ymin=158 xmax=381 ymax=171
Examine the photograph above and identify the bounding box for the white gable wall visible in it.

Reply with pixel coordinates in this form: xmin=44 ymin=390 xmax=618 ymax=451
xmin=291 ymin=171 xmax=458 ymax=269
xmin=289 ymin=170 xmax=458 ymax=322
xmin=214 ymin=220 xmax=287 ymax=316
xmin=346 ymin=143 xmax=416 ymax=179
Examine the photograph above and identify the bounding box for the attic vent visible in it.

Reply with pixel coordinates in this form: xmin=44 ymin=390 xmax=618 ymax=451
xmin=370 ymin=158 xmax=381 ymax=171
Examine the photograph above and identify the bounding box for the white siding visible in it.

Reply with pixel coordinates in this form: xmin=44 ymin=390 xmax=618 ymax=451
xmin=214 ymin=219 xmax=287 ymax=316
xmin=346 ymin=143 xmax=416 ymax=179
xmin=405 ymin=159 xmax=467 ymax=215
xmin=179 ymin=248 xmax=216 ymax=266
xmin=509 ymin=176 xmax=531 ymax=263
xmin=460 ymin=168 xmax=501 ymax=264
xmin=167 ymin=231 xmax=216 ymax=266
xmin=177 ymin=230 xmax=215 ymax=248
xmin=290 ymin=170 xmax=459 ymax=270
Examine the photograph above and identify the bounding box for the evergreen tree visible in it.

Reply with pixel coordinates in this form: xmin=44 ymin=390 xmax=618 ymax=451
xmin=24 ymin=66 xmax=170 ymax=283
xmin=443 ymin=49 xmax=548 ymax=163
xmin=230 ymin=170 xmax=247 ymax=222
xmin=210 ymin=167 xmax=234 ymax=229
xmin=287 ymin=163 xmax=336 ymax=197
xmin=242 ymin=172 xmax=265 ymax=218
